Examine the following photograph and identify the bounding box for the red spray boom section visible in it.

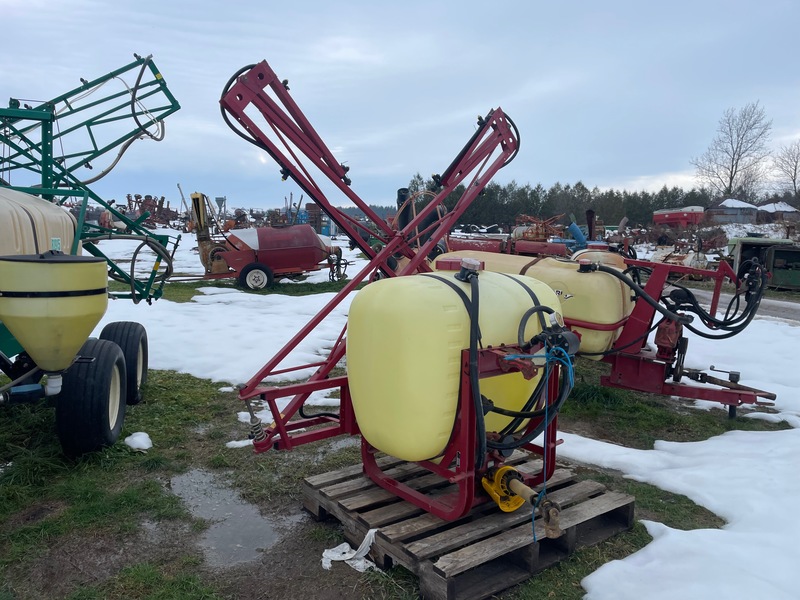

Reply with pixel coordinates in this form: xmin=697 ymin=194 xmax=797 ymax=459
xmin=220 ymin=60 xmax=520 ymax=401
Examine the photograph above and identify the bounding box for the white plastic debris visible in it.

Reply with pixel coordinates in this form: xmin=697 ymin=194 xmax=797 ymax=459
xmin=321 ymin=528 xmax=378 ymax=572
xmin=124 ymin=431 xmax=153 ymax=451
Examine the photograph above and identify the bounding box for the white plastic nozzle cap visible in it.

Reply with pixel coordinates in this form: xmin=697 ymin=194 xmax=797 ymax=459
xmin=44 ymin=374 xmax=63 ymax=396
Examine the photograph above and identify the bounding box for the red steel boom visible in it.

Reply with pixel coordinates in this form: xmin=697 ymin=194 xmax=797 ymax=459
xmin=220 ymin=60 xmax=520 ymax=449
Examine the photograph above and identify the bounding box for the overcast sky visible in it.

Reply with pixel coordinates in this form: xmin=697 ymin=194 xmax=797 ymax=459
xmin=2 ymin=0 xmax=798 ymax=210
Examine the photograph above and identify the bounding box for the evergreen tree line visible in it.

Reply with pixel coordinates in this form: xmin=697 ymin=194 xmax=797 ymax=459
xmin=413 ymin=178 xmax=714 ymax=229
xmin=336 ymin=174 xmax=800 ymax=229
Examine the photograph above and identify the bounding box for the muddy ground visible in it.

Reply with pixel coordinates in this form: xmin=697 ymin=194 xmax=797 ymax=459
xmin=2 ymin=379 xmax=777 ymax=600
xmin=2 ymin=435 xmax=378 ymax=600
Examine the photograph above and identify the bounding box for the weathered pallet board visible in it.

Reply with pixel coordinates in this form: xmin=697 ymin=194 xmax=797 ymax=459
xmin=302 ymin=455 xmax=634 ymax=600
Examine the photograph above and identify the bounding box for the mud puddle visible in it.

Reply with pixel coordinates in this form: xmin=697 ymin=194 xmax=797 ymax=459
xmin=170 ymin=468 xmax=304 ymax=567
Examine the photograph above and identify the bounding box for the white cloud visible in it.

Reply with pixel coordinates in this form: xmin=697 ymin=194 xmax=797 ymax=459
xmin=308 ymin=36 xmax=384 ymax=66
xmin=599 ymin=169 xmax=698 ymax=192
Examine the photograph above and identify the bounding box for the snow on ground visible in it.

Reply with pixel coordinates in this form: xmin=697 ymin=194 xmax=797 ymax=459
xmin=716 ymin=222 xmax=790 ymax=240
xmin=562 ymin=319 xmax=800 ymax=600
xmin=95 ymin=228 xmax=368 ymax=384
xmin=91 ymin=226 xmax=800 ymax=600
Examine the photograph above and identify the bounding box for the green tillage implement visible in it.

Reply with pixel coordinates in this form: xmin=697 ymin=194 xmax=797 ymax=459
xmin=0 ymin=53 xmax=182 ymax=303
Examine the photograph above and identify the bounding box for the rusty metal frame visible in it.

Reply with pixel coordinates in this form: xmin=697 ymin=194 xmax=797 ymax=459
xmin=361 ymin=346 xmax=561 ymax=520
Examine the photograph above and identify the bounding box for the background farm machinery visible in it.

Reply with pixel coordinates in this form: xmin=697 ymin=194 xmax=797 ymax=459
xmin=218 ymin=60 xmax=775 ymax=523
xmin=188 ymin=191 xmax=346 ymax=289
xmin=0 ymin=54 xmax=181 ymax=454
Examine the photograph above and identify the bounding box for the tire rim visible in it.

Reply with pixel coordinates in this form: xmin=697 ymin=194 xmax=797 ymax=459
xmin=246 ymin=270 xmax=267 ymax=289
xmin=136 ymin=339 xmax=144 ymax=390
xmin=108 ymin=363 xmax=122 ymax=428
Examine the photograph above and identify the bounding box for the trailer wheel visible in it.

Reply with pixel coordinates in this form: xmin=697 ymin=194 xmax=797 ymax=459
xmin=56 ymin=339 xmax=127 ymax=456
xmin=239 ymin=263 xmax=274 ymax=290
xmin=99 ymin=321 xmax=148 ymax=405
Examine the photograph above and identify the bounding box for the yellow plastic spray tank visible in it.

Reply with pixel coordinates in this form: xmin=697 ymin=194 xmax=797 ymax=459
xmin=434 ymin=251 xmax=634 ymax=357
xmin=347 ymin=268 xmax=561 ymax=462
xmin=0 ymin=252 xmax=108 ymax=372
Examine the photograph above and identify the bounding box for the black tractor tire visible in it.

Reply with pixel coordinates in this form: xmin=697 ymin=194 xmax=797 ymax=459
xmin=56 ymin=338 xmax=127 ymax=456
xmin=100 ymin=321 xmax=148 ymax=405
xmin=238 ymin=263 xmax=275 ymax=290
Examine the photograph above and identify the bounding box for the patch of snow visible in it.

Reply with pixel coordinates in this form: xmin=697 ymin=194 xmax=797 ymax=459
xmin=225 ymin=439 xmax=254 ymax=448
xmin=758 ymin=201 xmax=798 ymax=213
xmin=719 ymin=198 xmax=757 ymax=209
xmin=124 ymin=431 xmax=153 ymax=451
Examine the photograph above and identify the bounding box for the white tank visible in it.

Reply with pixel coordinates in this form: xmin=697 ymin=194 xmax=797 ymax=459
xmin=0 ymin=188 xmax=78 ymax=255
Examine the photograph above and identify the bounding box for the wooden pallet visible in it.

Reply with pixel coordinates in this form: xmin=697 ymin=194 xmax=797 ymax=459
xmin=302 ymin=454 xmax=635 ymax=600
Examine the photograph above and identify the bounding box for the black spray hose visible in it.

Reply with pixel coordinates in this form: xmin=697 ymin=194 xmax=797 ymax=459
xmin=503 ymin=114 xmax=521 ymax=166
xmin=669 ymin=280 xmax=761 ymax=329
xmin=594 ymin=264 xmax=693 ymax=325
xmin=487 ymin=367 xmax=573 ymax=451
xmin=299 ymin=404 xmax=339 ymax=420
xmin=468 ymin=275 xmax=488 ymax=471
xmin=493 ymin=301 xmax=577 ymax=444
xmin=517 ymin=306 xmax=555 ymax=348
xmin=104 ymin=234 xmax=175 ymax=304
xmin=497 ymin=305 xmax=557 ymax=436
xmin=682 ymin=269 xmax=766 ymax=340
xmin=662 ymin=260 xmax=767 ymax=339
xmin=220 ymin=64 xmax=261 ymax=149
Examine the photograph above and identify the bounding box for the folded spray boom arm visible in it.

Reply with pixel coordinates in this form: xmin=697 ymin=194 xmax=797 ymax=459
xmin=220 ymin=61 xmax=519 ymax=275
xmin=219 ymin=60 xmax=520 ymax=401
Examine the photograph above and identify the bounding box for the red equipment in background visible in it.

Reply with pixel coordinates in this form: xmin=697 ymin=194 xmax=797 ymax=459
xmin=598 ymin=259 xmax=776 ymax=417
xmin=189 ymin=191 xmax=343 ymax=289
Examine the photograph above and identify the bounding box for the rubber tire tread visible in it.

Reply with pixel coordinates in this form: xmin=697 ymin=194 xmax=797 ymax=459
xmin=99 ymin=321 xmax=148 ymax=405
xmin=56 ymin=338 xmax=127 ymax=456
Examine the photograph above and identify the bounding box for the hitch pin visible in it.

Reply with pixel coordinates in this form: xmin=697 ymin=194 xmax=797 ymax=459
xmin=709 ymin=365 xmax=740 ymax=383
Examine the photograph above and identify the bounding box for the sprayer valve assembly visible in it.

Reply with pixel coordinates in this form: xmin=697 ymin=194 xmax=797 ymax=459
xmin=525 ymin=327 xmax=581 ymax=358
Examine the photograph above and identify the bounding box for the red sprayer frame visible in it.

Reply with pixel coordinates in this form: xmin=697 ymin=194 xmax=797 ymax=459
xmin=220 ymin=61 xmax=518 ymax=424
xmin=219 ymin=60 xmax=557 ymax=520
xmin=362 ymin=346 xmax=560 ymax=520
xmin=597 ymin=259 xmax=775 ymax=413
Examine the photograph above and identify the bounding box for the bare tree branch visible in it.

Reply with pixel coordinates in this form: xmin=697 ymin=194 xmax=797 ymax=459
xmin=773 ymin=140 xmax=800 ymax=198
xmin=691 ymin=101 xmax=772 ymax=200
